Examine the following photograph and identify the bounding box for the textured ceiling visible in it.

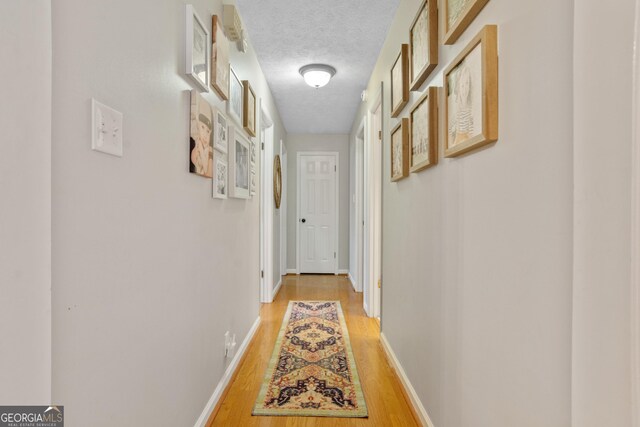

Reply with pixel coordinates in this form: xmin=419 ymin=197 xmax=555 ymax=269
xmin=235 ymin=0 xmax=400 ymax=134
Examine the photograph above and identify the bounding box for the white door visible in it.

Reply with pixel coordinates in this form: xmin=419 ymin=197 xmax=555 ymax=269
xmin=298 ymin=154 xmax=337 ymax=274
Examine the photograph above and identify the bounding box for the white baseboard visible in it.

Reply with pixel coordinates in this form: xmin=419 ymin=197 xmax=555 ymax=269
xmin=380 ymin=332 xmax=434 ymax=427
xmin=337 ymin=269 xmax=349 ymax=275
xmin=194 ymin=316 xmax=261 ymax=427
xmin=286 ymin=269 xmax=298 ymax=275
xmin=273 ymin=277 xmax=283 ymax=299
xmin=347 ymin=272 xmax=359 ymax=292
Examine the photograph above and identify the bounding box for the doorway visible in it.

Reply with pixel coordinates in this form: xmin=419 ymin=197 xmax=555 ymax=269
xmin=260 ymin=104 xmax=275 ymax=303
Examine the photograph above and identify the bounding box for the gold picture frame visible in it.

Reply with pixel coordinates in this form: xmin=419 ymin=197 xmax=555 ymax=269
xmin=443 ymin=0 xmax=491 ymax=45
xmin=274 ymin=155 xmax=282 ymax=209
xmin=390 ymin=118 xmax=409 ymax=182
xmin=242 ymin=80 xmax=256 ymax=137
xmin=444 ymin=25 xmax=498 ymax=158
xmin=409 ymin=86 xmax=438 ymax=172
xmin=409 ymin=0 xmax=438 ymax=91
xmin=390 ymin=44 xmax=409 ymax=118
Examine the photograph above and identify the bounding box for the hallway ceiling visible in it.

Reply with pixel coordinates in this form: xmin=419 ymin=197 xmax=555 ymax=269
xmin=235 ymin=0 xmax=400 ymax=134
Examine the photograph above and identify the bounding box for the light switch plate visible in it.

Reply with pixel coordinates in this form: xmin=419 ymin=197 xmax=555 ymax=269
xmin=92 ymin=98 xmax=123 ymax=157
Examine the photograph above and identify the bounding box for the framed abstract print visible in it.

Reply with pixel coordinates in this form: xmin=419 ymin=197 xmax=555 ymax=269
xmin=390 ymin=44 xmax=409 ymax=118
xmin=185 ymin=5 xmax=210 ymax=92
xmin=211 ymin=15 xmax=230 ymax=100
xmin=390 ymin=118 xmax=409 ymax=182
xmin=409 ymin=0 xmax=438 ymax=91
xmin=443 ymin=0 xmax=491 ymax=45
xmin=409 ymin=86 xmax=438 ymax=172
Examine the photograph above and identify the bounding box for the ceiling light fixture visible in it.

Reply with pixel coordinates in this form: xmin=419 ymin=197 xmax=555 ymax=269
xmin=299 ymin=64 xmax=337 ymax=88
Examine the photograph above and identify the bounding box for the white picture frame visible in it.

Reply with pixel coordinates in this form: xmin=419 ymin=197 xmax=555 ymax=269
xmin=214 ymin=109 xmax=228 ymax=154
xmin=228 ymin=66 xmax=243 ymax=126
xmin=250 ymin=138 xmax=256 ymax=167
xmin=229 ymin=125 xmax=250 ymax=199
xmin=185 ymin=4 xmax=210 ymax=93
xmin=213 ymin=156 xmax=228 ymax=199
xmin=250 ymin=167 xmax=256 ymax=196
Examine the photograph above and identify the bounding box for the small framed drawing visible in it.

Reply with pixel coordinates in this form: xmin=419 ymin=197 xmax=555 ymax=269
xmin=250 ymin=139 xmax=256 ymax=166
xmin=242 ymin=80 xmax=257 ymax=137
xmin=390 ymin=118 xmax=409 ymax=182
xmin=391 ymin=44 xmax=409 ymax=118
xmin=444 ymin=25 xmax=498 ymax=158
xmin=213 ymin=156 xmax=228 ymax=199
xmin=229 ymin=125 xmax=250 ymax=199
xmin=211 ymin=15 xmax=230 ymax=100
xmin=410 ymin=87 xmax=438 ymax=172
xmin=410 ymin=0 xmax=438 ymax=91
xmin=443 ymin=0 xmax=491 ymax=45
xmin=250 ymin=168 xmax=256 ymax=196
xmin=228 ymin=66 xmax=243 ymax=126
xmin=214 ymin=110 xmax=228 ymax=153
xmin=185 ymin=5 xmax=210 ymax=92
xmin=189 ymin=89 xmax=214 ymax=178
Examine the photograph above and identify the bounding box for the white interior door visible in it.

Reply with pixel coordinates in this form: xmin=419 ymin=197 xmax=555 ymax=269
xmin=298 ymin=153 xmax=338 ymax=274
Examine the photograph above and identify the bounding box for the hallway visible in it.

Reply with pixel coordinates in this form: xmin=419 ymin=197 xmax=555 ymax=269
xmin=209 ymin=275 xmax=419 ymax=426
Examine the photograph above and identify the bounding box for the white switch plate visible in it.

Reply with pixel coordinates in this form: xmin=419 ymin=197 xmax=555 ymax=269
xmin=92 ymin=98 xmax=123 ymax=157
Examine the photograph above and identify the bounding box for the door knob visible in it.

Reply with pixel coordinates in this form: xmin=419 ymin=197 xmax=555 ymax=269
xmin=301 ymin=218 xmax=306 ymax=223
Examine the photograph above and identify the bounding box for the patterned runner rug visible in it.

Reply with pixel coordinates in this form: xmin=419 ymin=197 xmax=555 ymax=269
xmin=252 ymin=301 xmax=368 ymax=418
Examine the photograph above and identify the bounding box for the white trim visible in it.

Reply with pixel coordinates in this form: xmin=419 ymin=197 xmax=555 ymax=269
xmin=337 ymin=269 xmax=349 ymax=275
xmin=280 ymin=142 xmax=288 ymax=278
xmin=260 ymin=101 xmax=275 ymax=303
xmin=193 ymin=316 xmax=261 ymax=427
xmin=380 ymin=332 xmax=434 ymax=427
xmin=273 ymin=277 xmax=283 ymax=299
xmin=354 ymin=120 xmax=366 ymax=293
xmin=347 ymin=272 xmax=358 ymax=292
xmin=286 ymin=269 xmax=298 ymax=275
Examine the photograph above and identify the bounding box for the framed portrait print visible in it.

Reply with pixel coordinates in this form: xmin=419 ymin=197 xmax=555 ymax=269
xmin=185 ymin=5 xmax=210 ymax=92
xmin=444 ymin=25 xmax=498 ymax=158
xmin=410 ymin=86 xmax=438 ymax=172
xmin=214 ymin=110 xmax=228 ymax=153
xmin=189 ymin=89 xmax=214 ymax=178
xmin=391 ymin=44 xmax=409 ymax=118
xmin=443 ymin=0 xmax=491 ymax=45
xmin=242 ymin=80 xmax=257 ymax=137
xmin=410 ymin=0 xmax=438 ymax=91
xmin=211 ymin=15 xmax=230 ymax=100
xmin=228 ymin=125 xmax=250 ymax=199
xmin=390 ymin=118 xmax=410 ymax=182
xmin=213 ymin=156 xmax=228 ymax=199
xmin=228 ymin=66 xmax=243 ymax=126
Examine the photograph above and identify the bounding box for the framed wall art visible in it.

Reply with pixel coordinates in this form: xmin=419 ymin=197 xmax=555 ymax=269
xmin=409 ymin=86 xmax=438 ymax=172
xmin=443 ymin=0 xmax=491 ymax=45
xmin=390 ymin=118 xmax=409 ymax=182
xmin=185 ymin=5 xmax=210 ymax=92
xmin=189 ymin=89 xmax=214 ymax=178
xmin=214 ymin=110 xmax=228 ymax=153
xmin=242 ymin=80 xmax=257 ymax=137
xmin=213 ymin=156 xmax=228 ymax=199
xmin=229 ymin=125 xmax=250 ymax=199
xmin=211 ymin=15 xmax=230 ymax=100
xmin=390 ymin=44 xmax=409 ymax=118
xmin=409 ymin=0 xmax=438 ymax=91
xmin=250 ymin=168 xmax=256 ymax=196
xmin=274 ymin=155 xmax=282 ymax=209
xmin=250 ymin=139 xmax=256 ymax=167
xmin=444 ymin=25 xmax=498 ymax=158
xmin=228 ymin=66 xmax=243 ymax=126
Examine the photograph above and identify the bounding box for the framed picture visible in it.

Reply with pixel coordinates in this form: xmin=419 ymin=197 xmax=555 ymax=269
xmin=390 ymin=44 xmax=409 ymax=118
xmin=409 ymin=87 xmax=438 ymax=172
xmin=274 ymin=155 xmax=282 ymax=209
xmin=242 ymin=80 xmax=257 ymax=137
xmin=185 ymin=5 xmax=210 ymax=92
xmin=213 ymin=156 xmax=228 ymax=199
xmin=443 ymin=0 xmax=491 ymax=45
xmin=189 ymin=89 xmax=214 ymax=178
xmin=444 ymin=25 xmax=498 ymax=158
xmin=228 ymin=66 xmax=243 ymax=125
xmin=390 ymin=118 xmax=409 ymax=182
xmin=229 ymin=125 xmax=250 ymax=199
xmin=250 ymin=139 xmax=256 ymax=167
xmin=214 ymin=110 xmax=228 ymax=153
xmin=250 ymin=168 xmax=256 ymax=196
xmin=409 ymin=0 xmax=438 ymax=91
xmin=211 ymin=15 xmax=230 ymax=100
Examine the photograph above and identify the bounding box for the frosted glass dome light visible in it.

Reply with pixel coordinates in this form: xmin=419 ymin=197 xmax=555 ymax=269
xmin=299 ymin=64 xmax=336 ymax=88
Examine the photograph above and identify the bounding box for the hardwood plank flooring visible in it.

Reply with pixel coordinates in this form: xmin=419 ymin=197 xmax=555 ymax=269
xmin=207 ymin=274 xmax=420 ymax=427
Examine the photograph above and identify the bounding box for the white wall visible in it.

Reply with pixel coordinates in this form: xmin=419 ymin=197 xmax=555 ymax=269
xmin=351 ymin=0 xmax=574 ymax=426
xmin=0 ymin=0 xmax=52 ymax=405
xmin=50 ymin=0 xmax=285 ymax=425
xmin=572 ymin=0 xmax=634 ymax=425
xmin=286 ymin=134 xmax=350 ymax=272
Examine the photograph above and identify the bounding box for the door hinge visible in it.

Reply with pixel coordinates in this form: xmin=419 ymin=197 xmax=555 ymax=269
xmin=261 ymin=142 xmax=264 ymax=150
xmin=378 ymin=130 xmax=382 ymax=141
xmin=378 ymin=279 xmax=381 ymax=289
xmin=334 ymin=252 xmax=336 ymax=259
xmin=261 ymin=270 xmax=264 ymax=278
xmin=334 ymin=165 xmax=337 ymax=172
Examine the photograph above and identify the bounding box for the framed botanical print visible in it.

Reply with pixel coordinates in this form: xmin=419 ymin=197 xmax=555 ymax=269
xmin=228 ymin=125 xmax=250 ymax=199
xmin=409 ymin=86 xmax=438 ymax=172
xmin=443 ymin=0 xmax=491 ymax=45
xmin=211 ymin=15 xmax=230 ymax=100
xmin=444 ymin=25 xmax=498 ymax=158
xmin=228 ymin=66 xmax=243 ymax=126
xmin=409 ymin=0 xmax=438 ymax=91
xmin=390 ymin=44 xmax=409 ymax=118
xmin=185 ymin=5 xmax=210 ymax=92
xmin=214 ymin=110 xmax=228 ymax=153
xmin=189 ymin=89 xmax=214 ymax=178
xmin=213 ymin=156 xmax=228 ymax=199
xmin=390 ymin=118 xmax=409 ymax=182
xmin=242 ymin=80 xmax=257 ymax=137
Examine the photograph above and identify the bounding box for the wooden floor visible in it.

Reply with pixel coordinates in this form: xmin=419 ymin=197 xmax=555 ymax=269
xmin=208 ymin=274 xmax=419 ymax=427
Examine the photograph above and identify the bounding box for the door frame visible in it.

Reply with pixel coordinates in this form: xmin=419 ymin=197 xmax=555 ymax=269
xmin=280 ymin=142 xmax=288 ymax=278
xmin=295 ymin=151 xmax=340 ymax=275
xmin=352 ymin=119 xmax=366 ymax=292
xmin=260 ymin=102 xmax=275 ymax=303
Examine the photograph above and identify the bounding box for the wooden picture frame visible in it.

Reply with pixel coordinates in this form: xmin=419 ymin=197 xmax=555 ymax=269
xmin=390 ymin=118 xmax=410 ymax=181
xmin=443 ymin=0 xmax=491 ymax=45
xmin=409 ymin=86 xmax=438 ymax=172
xmin=228 ymin=66 xmax=243 ymax=126
xmin=409 ymin=0 xmax=438 ymax=91
xmin=211 ymin=15 xmax=230 ymax=100
xmin=274 ymin=155 xmax=282 ymax=209
xmin=444 ymin=25 xmax=498 ymax=158
xmin=390 ymin=44 xmax=409 ymax=118
xmin=228 ymin=125 xmax=250 ymax=199
xmin=242 ymin=80 xmax=256 ymax=137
